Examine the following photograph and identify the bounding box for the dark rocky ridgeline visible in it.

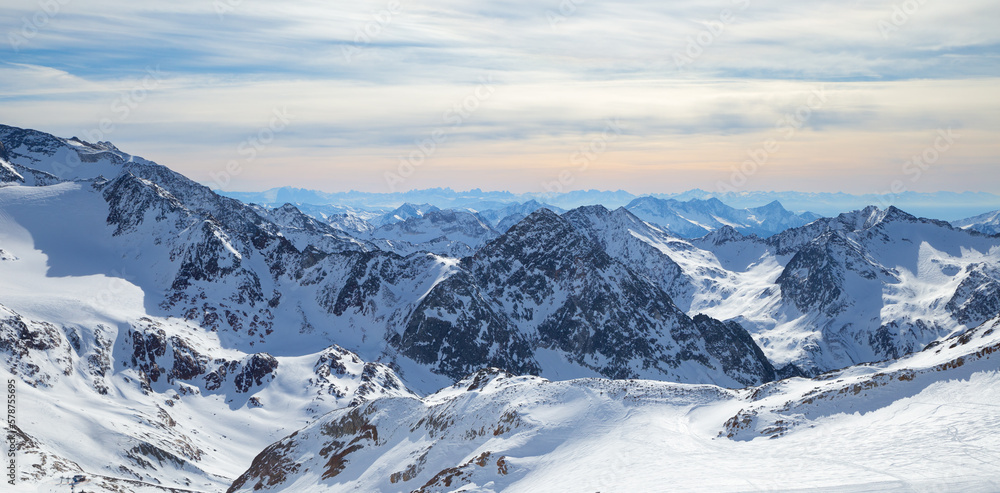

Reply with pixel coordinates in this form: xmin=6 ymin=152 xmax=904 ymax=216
xmin=252 ymin=203 xmax=375 ymax=254
xmin=393 ymin=208 xmax=777 ymax=386
xmin=561 ymin=205 xmax=692 ymax=306
xmin=0 ymin=304 xmax=69 ymax=388
xmin=763 ymin=205 xmax=1000 ymax=369
xmin=390 ymin=269 xmax=540 ymax=380
xmin=121 ymin=318 xmax=279 ymax=396
xmin=691 ymin=314 xmax=776 ymax=385
xmin=946 ymin=266 xmax=1000 ymax=326
xmin=0 ymin=139 xmax=23 ymax=183
xmin=774 ymin=235 xmax=852 ymax=316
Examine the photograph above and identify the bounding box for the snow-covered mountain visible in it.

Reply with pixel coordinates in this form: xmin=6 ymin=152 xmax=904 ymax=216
xmin=0 ymin=184 xmax=411 ymax=491
xmin=215 ymin=186 xmax=1000 ymax=223
xmin=705 ymin=207 xmax=1000 ymax=373
xmin=291 ymin=203 xmax=383 ymax=236
xmin=228 ymin=314 xmax=1000 ymax=492
xmin=361 ymin=209 xmax=499 ymax=258
xmin=375 ymin=203 xmax=441 ymax=227
xmin=556 ymin=202 xmax=1000 ymax=376
xmin=392 ymin=208 xmax=776 ymax=386
xmin=3 ymin=123 xmax=1000 ymax=492
xmin=250 ymin=203 xmax=375 ymax=254
xmin=672 ymin=188 xmax=1000 ymax=221
xmin=953 ymin=209 xmax=1000 ymax=236
xmin=310 ymin=201 xmax=565 ymax=257
xmin=0 ymin=124 xmax=775 ymax=490
xmin=472 ymin=200 xmax=564 ymax=233
xmin=624 ymin=196 xmax=819 ymax=238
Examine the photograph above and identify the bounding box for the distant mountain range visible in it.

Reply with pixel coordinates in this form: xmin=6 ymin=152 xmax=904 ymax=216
xmin=217 ymin=186 xmax=1000 ymax=222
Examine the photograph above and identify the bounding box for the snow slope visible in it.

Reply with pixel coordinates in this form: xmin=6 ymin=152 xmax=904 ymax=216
xmin=565 ymin=204 xmax=1000 ymax=375
xmin=0 ymin=184 xmax=414 ymax=491
xmin=952 ymin=209 xmax=1000 ymax=236
xmin=230 ymin=315 xmax=1000 ymax=492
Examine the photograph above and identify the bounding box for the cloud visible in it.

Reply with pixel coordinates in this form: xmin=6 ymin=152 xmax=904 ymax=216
xmin=0 ymin=0 xmax=997 ymax=193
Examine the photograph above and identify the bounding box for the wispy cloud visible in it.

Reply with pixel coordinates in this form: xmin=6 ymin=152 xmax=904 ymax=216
xmin=1 ymin=0 xmax=998 ymax=193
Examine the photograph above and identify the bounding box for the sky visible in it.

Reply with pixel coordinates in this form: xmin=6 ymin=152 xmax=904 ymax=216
xmin=1 ymin=0 xmax=998 ymax=195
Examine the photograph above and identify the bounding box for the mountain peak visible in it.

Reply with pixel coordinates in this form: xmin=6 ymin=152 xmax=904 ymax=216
xmin=847 ymin=205 xmax=925 ymax=231
xmin=751 ymin=200 xmax=788 ymax=213
xmin=471 ymin=206 xmax=607 ymax=274
xmin=698 ymin=225 xmax=746 ymax=245
xmin=494 ymin=207 xmax=573 ymax=245
xmin=456 ymin=367 xmax=520 ymax=392
xmin=522 ymin=205 xmax=561 ymax=221
xmin=569 ymin=204 xmax=612 ymax=217
xmin=624 ymin=195 xmax=664 ymax=208
xmin=703 ymin=197 xmax=727 ymax=207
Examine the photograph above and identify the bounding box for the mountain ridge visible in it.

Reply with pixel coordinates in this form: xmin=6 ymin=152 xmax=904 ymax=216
xmin=2 ymin=123 xmax=999 ymax=492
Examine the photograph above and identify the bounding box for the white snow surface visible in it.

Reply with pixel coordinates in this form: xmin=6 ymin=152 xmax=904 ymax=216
xmin=229 ymin=316 xmax=1000 ymax=492
xmin=0 ymin=184 xmax=414 ymax=491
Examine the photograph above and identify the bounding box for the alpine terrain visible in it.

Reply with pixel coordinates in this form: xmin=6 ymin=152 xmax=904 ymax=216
xmin=0 ymin=124 xmax=998 ymax=492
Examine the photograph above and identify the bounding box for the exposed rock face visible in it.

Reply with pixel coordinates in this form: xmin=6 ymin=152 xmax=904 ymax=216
xmin=759 ymin=206 xmax=1000 ymax=371
xmin=233 ymin=353 xmax=279 ymax=393
xmin=692 ymin=314 xmax=776 ymax=384
xmin=775 ymin=236 xmax=852 ymax=315
xmin=6 ymin=123 xmax=1000 ymax=386
xmin=0 ymin=140 xmax=24 ymax=183
xmin=121 ymin=318 xmax=277 ymax=395
xmin=562 ymin=205 xmax=690 ymax=304
xmin=0 ymin=123 xmax=780 ymax=389
xmin=392 ymin=270 xmax=540 ymax=380
xmin=393 ymin=208 xmax=777 ymax=386
xmin=947 ymin=266 xmax=1000 ymax=325
xmin=0 ymin=304 xmax=68 ymax=387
